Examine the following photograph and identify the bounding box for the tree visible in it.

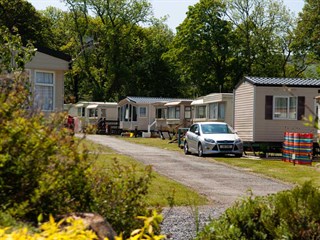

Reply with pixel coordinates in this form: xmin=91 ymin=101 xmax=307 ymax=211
xmin=225 ymin=0 xmax=295 ymax=78
xmin=164 ymin=0 xmax=235 ymax=97
xmin=291 ymin=0 xmax=320 ymax=77
xmin=294 ymin=0 xmax=320 ymax=60
xmin=60 ymin=0 xmax=153 ymax=102
xmin=123 ymin=23 xmax=181 ymax=97
xmin=0 ymin=0 xmax=53 ymax=47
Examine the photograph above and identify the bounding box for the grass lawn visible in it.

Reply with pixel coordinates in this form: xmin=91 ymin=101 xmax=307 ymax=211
xmin=119 ymin=136 xmax=320 ymax=187
xmin=116 ymin=135 xmax=182 ymax=151
xmin=79 ymin=139 xmax=209 ymax=207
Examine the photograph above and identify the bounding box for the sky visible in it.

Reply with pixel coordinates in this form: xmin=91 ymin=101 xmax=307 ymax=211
xmin=27 ymin=0 xmax=305 ymax=31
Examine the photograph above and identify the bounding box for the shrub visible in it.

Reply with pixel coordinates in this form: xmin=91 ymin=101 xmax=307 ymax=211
xmin=196 ymin=182 xmax=320 ymax=239
xmin=90 ymin=159 xmax=154 ymax=237
xmin=0 ymin=28 xmax=93 ymax=222
xmin=0 ymin=77 xmax=94 ymax=221
xmin=0 ymin=211 xmax=165 ymax=240
xmin=0 ymin=27 xmax=155 ymax=237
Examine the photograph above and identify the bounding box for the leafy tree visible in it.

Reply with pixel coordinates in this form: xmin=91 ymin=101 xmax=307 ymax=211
xmin=0 ymin=0 xmax=53 ymax=47
xmin=291 ymin=0 xmax=320 ymax=77
xmin=226 ymin=0 xmax=295 ymax=78
xmin=61 ymin=0 xmax=153 ymax=102
xmin=294 ymin=0 xmax=320 ymax=60
xmin=164 ymin=0 xmax=235 ymax=97
xmin=123 ymin=23 xmax=181 ymax=97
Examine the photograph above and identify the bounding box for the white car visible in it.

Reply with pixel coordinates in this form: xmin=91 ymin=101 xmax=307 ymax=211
xmin=184 ymin=122 xmax=243 ymax=157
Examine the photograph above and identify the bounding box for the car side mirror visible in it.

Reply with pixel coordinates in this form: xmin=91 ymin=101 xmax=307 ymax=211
xmin=195 ymin=130 xmax=200 ymax=135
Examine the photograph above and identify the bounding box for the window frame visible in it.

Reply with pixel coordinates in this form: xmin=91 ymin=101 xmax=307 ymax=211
xmin=168 ymin=106 xmax=180 ymax=119
xmin=156 ymin=107 xmax=166 ymax=119
xmin=273 ymin=96 xmax=297 ymax=120
xmin=139 ymin=106 xmax=147 ymax=118
xmin=195 ymin=105 xmax=207 ymax=119
xmin=184 ymin=106 xmax=192 ymax=119
xmin=34 ymin=70 xmax=55 ymax=111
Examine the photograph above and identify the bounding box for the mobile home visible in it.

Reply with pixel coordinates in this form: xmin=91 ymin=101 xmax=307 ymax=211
xmin=191 ymin=93 xmax=234 ymax=127
xmin=234 ymin=76 xmax=320 ymax=147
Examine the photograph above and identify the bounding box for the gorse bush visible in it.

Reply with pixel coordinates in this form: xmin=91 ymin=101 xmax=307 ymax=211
xmin=0 ymin=211 xmax=165 ymax=240
xmin=197 ymin=182 xmax=320 ymax=239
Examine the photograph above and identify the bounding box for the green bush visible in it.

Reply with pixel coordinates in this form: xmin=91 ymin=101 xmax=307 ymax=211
xmin=0 ymin=76 xmax=94 ymax=221
xmin=90 ymin=159 xmax=153 ymax=237
xmin=0 ymin=211 xmax=165 ymax=240
xmin=197 ymin=182 xmax=320 ymax=239
xmin=0 ymin=27 xmax=155 ymax=237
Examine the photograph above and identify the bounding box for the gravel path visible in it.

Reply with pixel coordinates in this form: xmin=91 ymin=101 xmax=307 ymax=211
xmin=83 ymin=134 xmax=292 ymax=239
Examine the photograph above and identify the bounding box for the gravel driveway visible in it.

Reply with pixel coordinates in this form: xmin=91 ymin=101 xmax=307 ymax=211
xmin=83 ymin=134 xmax=292 ymax=239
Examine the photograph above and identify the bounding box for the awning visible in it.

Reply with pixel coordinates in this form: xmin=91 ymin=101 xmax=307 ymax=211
xmin=191 ymin=99 xmax=204 ymax=105
xmin=164 ymin=101 xmax=181 ymax=106
xmin=86 ymin=104 xmax=98 ymax=109
xmin=75 ymin=103 xmax=84 ymax=107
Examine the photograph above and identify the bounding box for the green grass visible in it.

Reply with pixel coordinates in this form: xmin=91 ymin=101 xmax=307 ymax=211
xmin=79 ymin=139 xmax=209 ymax=207
xmin=116 ymin=136 xmax=182 ymax=151
xmin=210 ymin=157 xmax=320 ymax=186
xmin=119 ymin=137 xmax=320 ymax=187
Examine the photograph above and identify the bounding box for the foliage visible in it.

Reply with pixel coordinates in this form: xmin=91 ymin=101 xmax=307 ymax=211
xmin=0 ymin=211 xmax=165 ymax=240
xmin=0 ymin=76 xmax=94 ymax=221
xmin=90 ymin=159 xmax=153 ymax=237
xmin=0 ymin=0 xmax=53 ymax=47
xmin=197 ymin=182 xmax=320 ymax=239
xmin=291 ymin=0 xmax=320 ymax=77
xmin=59 ymin=0 xmax=161 ymax=102
xmin=0 ymin=27 xmax=93 ymax=222
xmin=164 ymin=0 xmax=235 ymax=96
xmin=293 ymin=0 xmax=320 ymax=61
xmin=0 ymin=28 xmax=161 ymax=238
xmin=226 ymin=0 xmax=295 ymax=78
xmin=123 ymin=210 xmax=165 ymax=240
xmin=0 ymin=215 xmax=99 ymax=239
xmin=0 ymin=27 xmax=34 ymax=73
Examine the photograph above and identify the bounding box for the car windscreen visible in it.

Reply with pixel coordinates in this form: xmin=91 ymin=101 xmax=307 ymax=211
xmin=201 ymin=124 xmax=233 ymax=134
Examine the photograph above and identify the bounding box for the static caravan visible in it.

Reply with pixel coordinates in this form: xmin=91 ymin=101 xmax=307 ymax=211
xmin=70 ymin=101 xmax=118 ymax=132
xmin=191 ymin=93 xmax=234 ymax=127
xmin=25 ymin=47 xmax=71 ymax=112
xmin=118 ymin=96 xmax=193 ymax=134
xmin=153 ymin=99 xmax=193 ymax=131
xmin=234 ymin=76 xmax=320 ymax=149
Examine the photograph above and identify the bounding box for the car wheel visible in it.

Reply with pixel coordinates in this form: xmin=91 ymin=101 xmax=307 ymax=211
xmin=198 ymin=143 xmax=204 ymax=157
xmin=184 ymin=141 xmax=190 ymax=155
xmin=235 ymin=153 xmax=243 ymax=158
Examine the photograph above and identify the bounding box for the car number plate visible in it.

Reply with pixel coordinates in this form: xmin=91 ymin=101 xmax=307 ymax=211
xmin=219 ymin=144 xmax=232 ymax=149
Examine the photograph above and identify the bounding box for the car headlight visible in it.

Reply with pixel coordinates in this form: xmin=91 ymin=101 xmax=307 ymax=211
xmin=204 ymin=138 xmax=216 ymax=143
xmin=235 ymin=138 xmax=242 ymax=143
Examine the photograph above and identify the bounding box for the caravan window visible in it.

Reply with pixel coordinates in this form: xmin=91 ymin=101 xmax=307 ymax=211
xmin=122 ymin=104 xmax=137 ymax=121
xmin=195 ymin=106 xmax=206 ymax=118
xmin=273 ymin=96 xmax=297 ymax=120
xmin=185 ymin=106 xmax=191 ymax=119
xmin=168 ymin=106 xmax=180 ymax=119
xmin=34 ymin=71 xmax=54 ymax=111
xmin=209 ymin=102 xmax=225 ymax=120
xmin=156 ymin=108 xmax=166 ymax=119
xmin=139 ymin=107 xmax=147 ymax=117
